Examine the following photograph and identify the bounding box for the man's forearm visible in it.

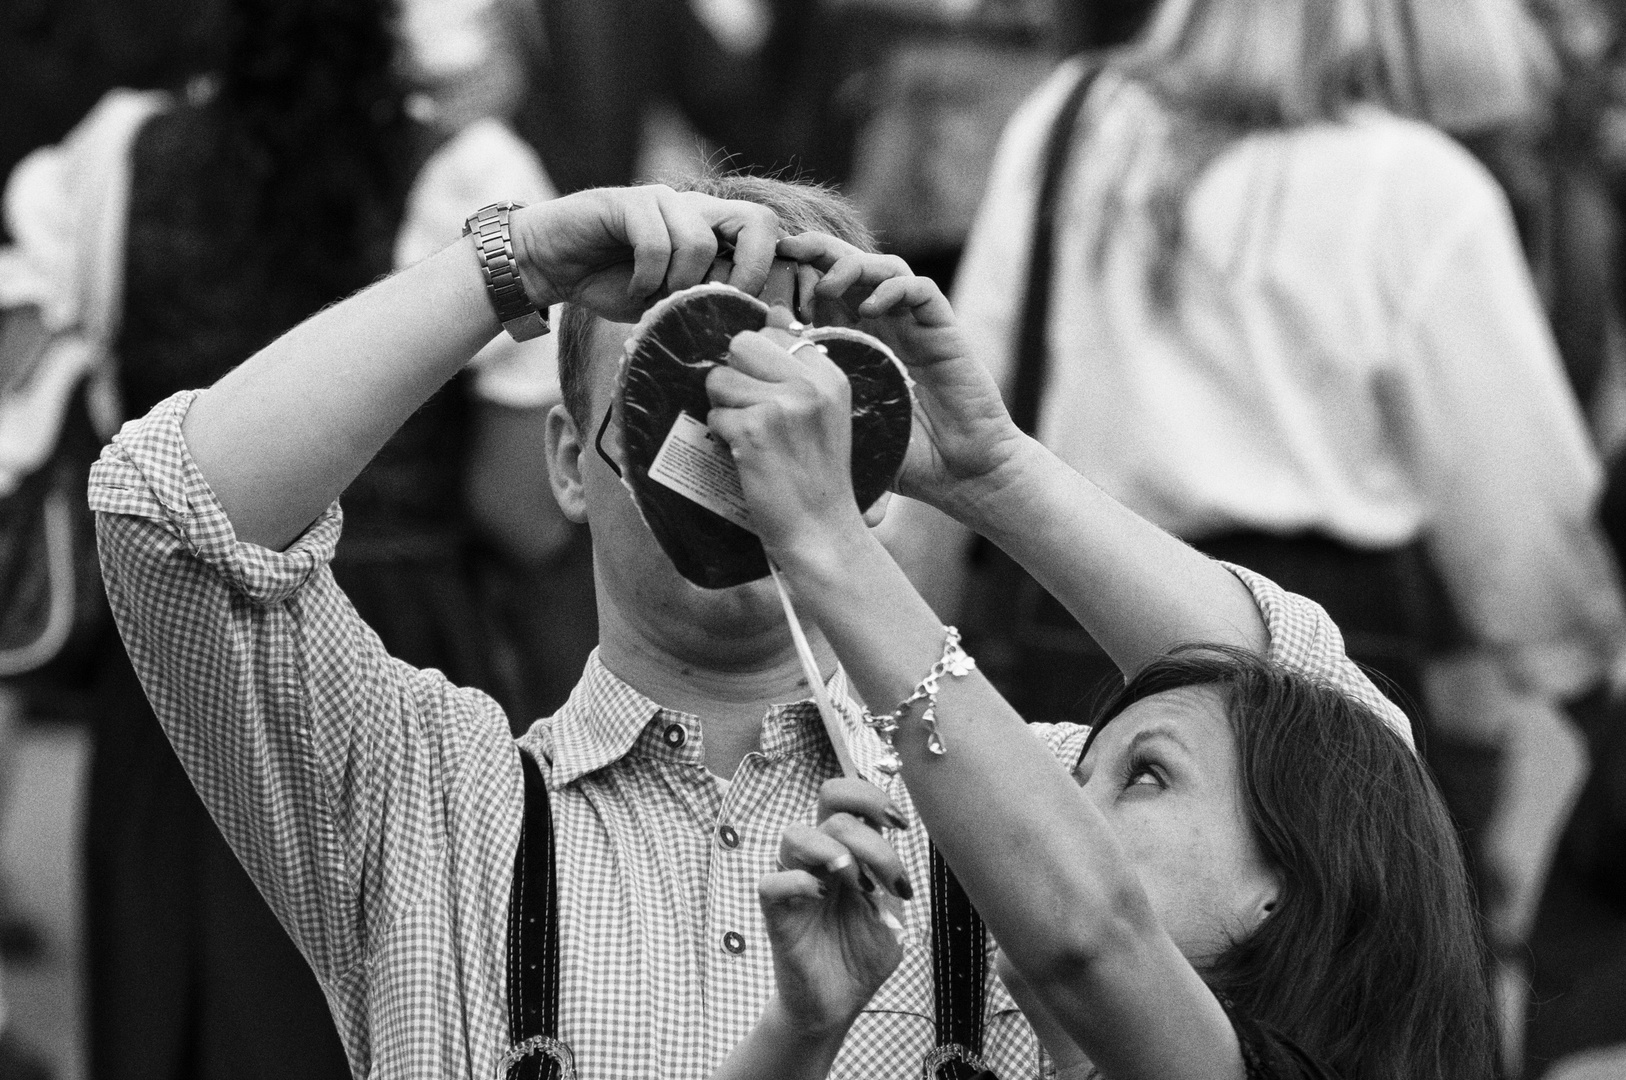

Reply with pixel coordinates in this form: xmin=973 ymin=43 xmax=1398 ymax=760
xmin=181 ymin=236 xmax=499 ymax=551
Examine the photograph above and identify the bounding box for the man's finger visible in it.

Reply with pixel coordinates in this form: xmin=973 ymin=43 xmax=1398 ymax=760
xmin=623 ymin=187 xmax=675 ymax=300
xmin=657 ymin=188 xmax=721 ymax=294
xmin=761 ymin=259 xmax=799 ymax=311
xmin=705 ymin=256 xmax=733 ymax=284
xmin=795 ymin=263 xmax=823 ymax=323
xmin=719 ymin=203 xmax=782 ymax=297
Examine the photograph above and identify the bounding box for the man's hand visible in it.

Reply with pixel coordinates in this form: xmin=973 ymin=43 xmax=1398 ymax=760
xmin=511 ymin=186 xmax=783 ymax=321
xmin=772 ymin=234 xmax=1028 ymax=513
xmin=758 ymin=779 xmax=911 ymax=1035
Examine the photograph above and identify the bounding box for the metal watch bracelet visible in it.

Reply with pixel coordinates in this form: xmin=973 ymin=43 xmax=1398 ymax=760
xmin=463 ymin=201 xmax=549 ymax=341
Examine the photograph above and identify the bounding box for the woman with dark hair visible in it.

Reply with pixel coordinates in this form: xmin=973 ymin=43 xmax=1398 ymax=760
xmin=704 ymin=236 xmax=1496 ymax=1080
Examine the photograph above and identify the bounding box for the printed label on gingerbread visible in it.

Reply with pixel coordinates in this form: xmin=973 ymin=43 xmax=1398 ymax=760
xmin=647 ymin=411 xmax=756 ymax=533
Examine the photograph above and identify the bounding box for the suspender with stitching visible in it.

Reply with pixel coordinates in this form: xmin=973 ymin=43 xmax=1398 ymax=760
xmin=925 ymin=845 xmax=997 ymax=1079
xmin=500 ymin=749 xmax=573 ymax=1080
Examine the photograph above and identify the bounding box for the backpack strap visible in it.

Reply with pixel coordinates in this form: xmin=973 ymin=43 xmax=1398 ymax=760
xmin=1008 ymin=59 xmax=1104 ymax=437
xmin=500 ymin=748 xmax=574 ymax=1080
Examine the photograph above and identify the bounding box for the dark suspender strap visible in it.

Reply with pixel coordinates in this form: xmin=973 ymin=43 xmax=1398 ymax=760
xmin=1008 ymin=58 xmax=1104 ymax=437
xmin=925 ymin=844 xmax=997 ymax=1080
xmin=502 ymin=749 xmax=574 ymax=1080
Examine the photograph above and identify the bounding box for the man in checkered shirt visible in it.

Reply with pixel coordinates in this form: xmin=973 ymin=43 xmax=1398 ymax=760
xmin=90 ymin=177 xmax=1409 ymax=1080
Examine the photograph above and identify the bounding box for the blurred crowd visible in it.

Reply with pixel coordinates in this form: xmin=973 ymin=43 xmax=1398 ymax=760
xmin=2 ymin=0 xmax=1626 ymax=1078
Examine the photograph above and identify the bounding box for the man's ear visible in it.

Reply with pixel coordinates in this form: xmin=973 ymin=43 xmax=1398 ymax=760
xmin=545 ymin=402 xmax=590 ymax=524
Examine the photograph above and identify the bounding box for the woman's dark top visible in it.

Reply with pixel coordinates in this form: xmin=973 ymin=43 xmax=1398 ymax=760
xmin=1231 ymin=1012 xmax=1338 ymax=1080
xmin=1072 ymin=1010 xmax=1337 ymax=1080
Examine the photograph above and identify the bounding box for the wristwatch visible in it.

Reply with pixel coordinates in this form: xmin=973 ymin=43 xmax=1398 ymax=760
xmin=463 ymin=201 xmax=549 ymax=341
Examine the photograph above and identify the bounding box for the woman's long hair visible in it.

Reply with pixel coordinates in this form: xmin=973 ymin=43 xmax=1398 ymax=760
xmin=213 ymin=0 xmax=412 ymax=300
xmin=1089 ymin=647 xmax=1498 ymax=1080
xmin=1090 ymin=0 xmax=1557 ymax=305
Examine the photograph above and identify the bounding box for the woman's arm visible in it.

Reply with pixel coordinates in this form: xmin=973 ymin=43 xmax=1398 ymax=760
xmin=706 ymin=277 xmax=1250 ymax=1080
xmin=772 ymin=233 xmax=1266 ymax=674
xmin=181 ymin=186 xmax=783 ymax=551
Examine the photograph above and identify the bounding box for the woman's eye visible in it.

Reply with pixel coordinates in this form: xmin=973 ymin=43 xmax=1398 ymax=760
xmin=1120 ymin=754 xmax=1167 ymax=791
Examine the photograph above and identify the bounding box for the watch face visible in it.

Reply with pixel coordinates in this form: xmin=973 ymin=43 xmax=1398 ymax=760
xmin=614 ymin=283 xmax=913 ymax=589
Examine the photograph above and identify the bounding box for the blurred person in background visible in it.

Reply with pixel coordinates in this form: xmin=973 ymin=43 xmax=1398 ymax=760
xmin=0 ymin=0 xmax=226 ymax=243
xmin=395 ymin=0 xmax=596 ymax=722
xmin=885 ymin=0 xmax=1626 ymax=943
xmin=1 ymin=0 xmax=568 ymax=1075
xmin=0 ymin=693 xmax=50 ymax=1080
xmin=836 ymin=0 xmax=1157 ymax=292
xmin=513 ymin=0 xmax=789 ymax=190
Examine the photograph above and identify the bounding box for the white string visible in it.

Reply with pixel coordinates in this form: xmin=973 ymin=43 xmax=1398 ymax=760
xmin=768 ymin=561 xmax=858 ymax=779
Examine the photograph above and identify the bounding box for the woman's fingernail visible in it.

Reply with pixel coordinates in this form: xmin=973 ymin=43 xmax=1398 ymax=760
xmin=894 ymin=876 xmax=914 ymax=901
xmin=884 ymin=805 xmax=908 ymax=829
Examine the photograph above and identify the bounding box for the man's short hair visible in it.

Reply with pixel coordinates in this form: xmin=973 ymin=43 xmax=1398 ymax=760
xmin=556 ymin=173 xmax=879 ymax=427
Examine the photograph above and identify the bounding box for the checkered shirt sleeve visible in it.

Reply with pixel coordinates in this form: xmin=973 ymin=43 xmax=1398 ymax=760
xmin=89 ymin=391 xmax=524 ymax=1075
xmin=1222 ymin=562 xmax=1415 ymax=747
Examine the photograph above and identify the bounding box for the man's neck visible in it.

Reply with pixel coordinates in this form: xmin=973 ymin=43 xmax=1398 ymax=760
xmin=595 ymin=603 xmax=840 ymax=779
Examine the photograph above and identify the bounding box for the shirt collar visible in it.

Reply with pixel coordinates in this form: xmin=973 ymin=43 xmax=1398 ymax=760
xmin=550 ymin=652 xmax=894 ymax=789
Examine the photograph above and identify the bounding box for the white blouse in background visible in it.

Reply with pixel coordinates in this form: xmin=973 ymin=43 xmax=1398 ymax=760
xmin=954 ymin=60 xmax=1622 ymax=677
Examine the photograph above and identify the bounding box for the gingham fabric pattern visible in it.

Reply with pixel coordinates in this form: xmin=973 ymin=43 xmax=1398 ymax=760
xmin=89 ymin=390 xmax=1410 ymax=1080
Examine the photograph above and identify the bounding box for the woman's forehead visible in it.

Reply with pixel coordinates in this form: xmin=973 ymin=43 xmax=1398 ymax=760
xmin=1085 ymin=685 xmax=1232 ymax=757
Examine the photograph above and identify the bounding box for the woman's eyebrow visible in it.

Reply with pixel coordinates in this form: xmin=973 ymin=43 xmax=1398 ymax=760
xmin=1126 ymin=726 xmax=1192 ymax=754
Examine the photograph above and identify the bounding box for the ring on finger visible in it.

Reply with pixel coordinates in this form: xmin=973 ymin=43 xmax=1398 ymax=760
xmin=788 ymin=338 xmax=826 ymax=357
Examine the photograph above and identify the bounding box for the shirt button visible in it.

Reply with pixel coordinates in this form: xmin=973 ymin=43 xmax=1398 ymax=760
xmin=722 ymin=931 xmax=746 ymax=955
xmin=717 ymin=824 xmax=740 ymax=849
xmin=662 ymin=722 xmax=687 ymax=748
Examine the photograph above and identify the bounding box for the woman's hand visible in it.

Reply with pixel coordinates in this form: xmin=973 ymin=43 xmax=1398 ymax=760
xmin=706 ymin=322 xmax=873 ymax=572
xmin=759 ymin=779 xmax=912 ymax=1036
xmin=774 ymin=233 xmax=1029 ymax=513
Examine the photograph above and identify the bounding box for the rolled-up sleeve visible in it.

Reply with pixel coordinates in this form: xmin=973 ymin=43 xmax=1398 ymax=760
xmin=90 ymin=389 xmax=516 ymax=982
xmin=1224 ymin=561 xmax=1415 ymax=748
